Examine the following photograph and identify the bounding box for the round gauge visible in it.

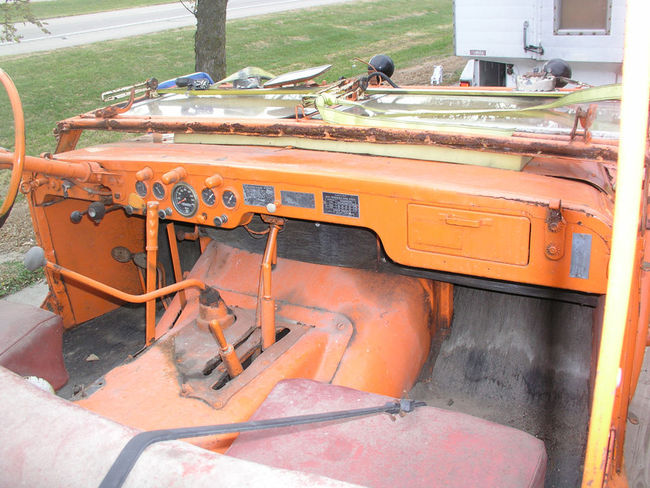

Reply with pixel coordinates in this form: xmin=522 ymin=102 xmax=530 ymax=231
xmin=201 ymin=187 xmax=216 ymax=206
xmin=135 ymin=180 xmax=148 ymax=198
xmin=152 ymin=181 xmax=165 ymax=200
xmin=171 ymin=182 xmax=199 ymax=217
xmin=222 ymin=189 xmax=237 ymax=209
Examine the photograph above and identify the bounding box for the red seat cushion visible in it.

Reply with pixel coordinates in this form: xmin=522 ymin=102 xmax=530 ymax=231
xmin=228 ymin=379 xmax=546 ymax=488
xmin=0 ymin=301 xmax=68 ymax=390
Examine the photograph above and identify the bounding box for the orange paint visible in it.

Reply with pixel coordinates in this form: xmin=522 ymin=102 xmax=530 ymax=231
xmin=209 ymin=319 xmax=244 ymax=378
xmin=77 ymin=242 xmax=432 ymax=450
xmin=260 ymin=219 xmax=282 ymax=350
xmin=45 ymin=262 xmax=205 ymax=305
xmin=2 ymin=64 xmax=647 ymax=486
xmin=36 ymin=141 xmax=612 ymax=298
xmin=0 ymin=69 xmax=25 ymax=223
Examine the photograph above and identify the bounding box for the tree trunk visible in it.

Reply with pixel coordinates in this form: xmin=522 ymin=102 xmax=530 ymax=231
xmin=194 ymin=0 xmax=228 ymax=81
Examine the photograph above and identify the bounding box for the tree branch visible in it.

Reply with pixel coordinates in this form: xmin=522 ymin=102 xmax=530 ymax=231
xmin=1 ymin=0 xmax=49 ymax=43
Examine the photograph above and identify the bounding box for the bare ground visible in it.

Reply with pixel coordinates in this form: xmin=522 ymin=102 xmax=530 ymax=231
xmin=0 ymin=200 xmax=36 ymax=258
xmin=391 ymin=55 xmax=466 ymax=85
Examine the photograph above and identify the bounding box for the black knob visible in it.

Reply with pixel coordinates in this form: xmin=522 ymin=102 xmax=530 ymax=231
xmin=70 ymin=210 xmax=84 ymax=223
xmin=87 ymin=202 xmax=106 ymax=222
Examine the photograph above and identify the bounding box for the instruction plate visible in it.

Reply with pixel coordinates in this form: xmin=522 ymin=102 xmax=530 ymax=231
xmin=322 ymin=192 xmax=359 ymax=218
xmin=243 ymin=184 xmax=275 ymax=206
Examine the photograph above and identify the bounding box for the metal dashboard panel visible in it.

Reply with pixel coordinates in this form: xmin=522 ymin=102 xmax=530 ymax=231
xmin=48 ymin=142 xmax=613 ymax=294
xmin=408 ymin=204 xmax=531 ymax=266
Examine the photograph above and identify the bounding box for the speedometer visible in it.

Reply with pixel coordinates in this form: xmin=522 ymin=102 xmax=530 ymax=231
xmin=171 ymin=182 xmax=198 ymax=217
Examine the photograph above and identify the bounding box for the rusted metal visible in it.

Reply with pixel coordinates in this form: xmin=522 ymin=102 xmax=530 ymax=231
xmin=101 ymin=78 xmax=158 ymax=102
xmin=197 ymin=288 xmax=236 ymax=332
xmin=19 ymin=177 xmax=49 ymax=194
xmin=54 ymin=129 xmax=82 ymax=153
xmin=94 ymin=88 xmax=137 ymax=119
xmin=544 ymin=200 xmax=566 ymax=260
xmin=53 ymin=115 xmax=623 ymax=163
xmin=570 ymin=104 xmax=597 ymax=143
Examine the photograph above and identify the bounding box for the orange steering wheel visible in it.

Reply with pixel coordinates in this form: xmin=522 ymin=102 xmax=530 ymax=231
xmin=0 ymin=68 xmax=26 ymax=228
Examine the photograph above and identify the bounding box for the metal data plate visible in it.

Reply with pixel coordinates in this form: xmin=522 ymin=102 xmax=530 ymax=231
xmin=263 ymin=64 xmax=332 ymax=88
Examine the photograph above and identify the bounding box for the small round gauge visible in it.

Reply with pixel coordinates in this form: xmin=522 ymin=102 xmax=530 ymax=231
xmin=135 ymin=180 xmax=148 ymax=198
xmin=171 ymin=182 xmax=198 ymax=217
xmin=152 ymin=181 xmax=165 ymax=200
xmin=201 ymin=187 xmax=216 ymax=206
xmin=222 ymin=189 xmax=237 ymax=209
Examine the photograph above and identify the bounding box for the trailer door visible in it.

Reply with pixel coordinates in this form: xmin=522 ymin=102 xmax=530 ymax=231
xmin=454 ymin=0 xmax=542 ymax=60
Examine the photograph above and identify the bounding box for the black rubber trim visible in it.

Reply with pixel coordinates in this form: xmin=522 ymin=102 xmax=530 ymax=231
xmin=380 ymin=260 xmax=600 ymax=307
xmin=99 ymin=399 xmax=425 ymax=488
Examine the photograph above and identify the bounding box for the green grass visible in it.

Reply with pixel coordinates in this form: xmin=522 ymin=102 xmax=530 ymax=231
xmin=0 ymin=260 xmax=43 ymax=297
xmin=0 ymin=0 xmax=453 ymax=156
xmin=6 ymin=0 xmax=174 ymax=22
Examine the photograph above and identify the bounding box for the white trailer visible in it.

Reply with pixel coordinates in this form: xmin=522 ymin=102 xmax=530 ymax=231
xmin=454 ymin=0 xmax=625 ymax=87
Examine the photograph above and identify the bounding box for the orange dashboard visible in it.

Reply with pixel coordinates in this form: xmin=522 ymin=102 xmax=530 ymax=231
xmin=35 ymin=141 xmax=613 ymax=295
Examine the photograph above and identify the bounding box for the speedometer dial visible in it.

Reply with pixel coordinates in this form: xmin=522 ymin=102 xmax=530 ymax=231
xmin=171 ymin=182 xmax=198 ymax=217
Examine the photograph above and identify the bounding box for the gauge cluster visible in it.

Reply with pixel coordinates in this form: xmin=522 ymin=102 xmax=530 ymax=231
xmin=128 ymin=165 xmax=344 ymax=229
xmin=130 ymin=170 xmax=246 ymax=227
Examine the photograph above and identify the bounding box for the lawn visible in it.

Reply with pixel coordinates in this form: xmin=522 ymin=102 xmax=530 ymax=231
xmin=5 ymin=0 xmax=174 ymax=22
xmin=0 ymin=260 xmax=43 ymax=297
xmin=0 ymin=0 xmax=453 ymax=157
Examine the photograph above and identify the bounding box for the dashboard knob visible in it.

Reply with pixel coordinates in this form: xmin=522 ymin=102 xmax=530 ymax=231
xmin=213 ymin=214 xmax=228 ymax=227
xmin=204 ymin=174 xmax=224 ymax=189
xmin=161 ymin=166 xmax=188 ymax=185
xmin=87 ymin=202 xmax=106 ymax=222
xmin=158 ymin=207 xmax=173 ymax=220
xmin=135 ymin=167 xmax=153 ymax=181
xmin=70 ymin=210 xmax=84 ymax=223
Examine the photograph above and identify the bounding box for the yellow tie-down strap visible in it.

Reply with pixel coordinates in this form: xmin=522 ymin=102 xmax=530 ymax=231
xmin=314 ymin=84 xmax=622 ymax=136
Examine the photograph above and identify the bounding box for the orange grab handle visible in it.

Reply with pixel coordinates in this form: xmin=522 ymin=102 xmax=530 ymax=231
xmin=46 ymin=262 xmax=206 ymax=304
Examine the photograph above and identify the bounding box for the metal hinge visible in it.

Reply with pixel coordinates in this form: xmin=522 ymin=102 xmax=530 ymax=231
xmin=544 ymin=199 xmax=566 ymax=260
